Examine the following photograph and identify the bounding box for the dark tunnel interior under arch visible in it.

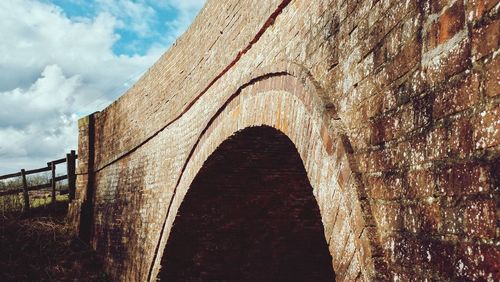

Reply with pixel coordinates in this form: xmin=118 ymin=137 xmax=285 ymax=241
xmin=158 ymin=126 xmax=335 ymax=281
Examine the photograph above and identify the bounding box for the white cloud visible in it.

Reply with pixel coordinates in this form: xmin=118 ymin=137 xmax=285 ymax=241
xmin=163 ymin=0 xmax=206 ymax=38
xmin=95 ymin=0 xmax=157 ymax=37
xmin=0 ymin=0 xmax=203 ymax=174
xmin=0 ymin=0 xmax=164 ymax=106
xmin=0 ymin=65 xmax=80 ymax=128
xmin=0 ymin=65 xmax=80 ymax=173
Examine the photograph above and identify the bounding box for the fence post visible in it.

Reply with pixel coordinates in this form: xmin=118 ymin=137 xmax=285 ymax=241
xmin=21 ymin=169 xmax=30 ymax=214
xmin=51 ymin=161 xmax=56 ymax=210
xmin=66 ymin=150 xmax=76 ymax=201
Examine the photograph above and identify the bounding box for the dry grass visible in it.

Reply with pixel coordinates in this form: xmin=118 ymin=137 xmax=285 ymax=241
xmin=0 ymin=202 xmax=108 ymax=281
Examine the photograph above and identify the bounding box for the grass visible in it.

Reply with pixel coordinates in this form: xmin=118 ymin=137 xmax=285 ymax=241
xmin=31 ymin=194 xmax=69 ymax=209
xmin=0 ymin=202 xmax=109 ymax=281
xmin=0 ymin=193 xmax=69 ymax=216
xmin=0 ymin=173 xmax=69 ymax=214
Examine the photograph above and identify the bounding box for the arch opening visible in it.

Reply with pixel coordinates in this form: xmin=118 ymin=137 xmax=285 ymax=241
xmin=158 ymin=126 xmax=335 ymax=281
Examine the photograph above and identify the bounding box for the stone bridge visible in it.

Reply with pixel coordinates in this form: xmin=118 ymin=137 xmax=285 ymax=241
xmin=68 ymin=0 xmax=499 ymax=281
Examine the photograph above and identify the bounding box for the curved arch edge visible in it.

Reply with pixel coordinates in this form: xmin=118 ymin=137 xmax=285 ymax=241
xmin=148 ymin=64 xmax=384 ymax=281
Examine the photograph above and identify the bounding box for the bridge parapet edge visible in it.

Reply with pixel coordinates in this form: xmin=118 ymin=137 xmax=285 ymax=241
xmin=68 ymin=113 xmax=98 ymax=239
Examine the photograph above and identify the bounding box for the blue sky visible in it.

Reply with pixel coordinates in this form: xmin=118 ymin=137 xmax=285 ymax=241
xmin=46 ymin=0 xmax=198 ymax=56
xmin=0 ymin=0 xmax=205 ymax=174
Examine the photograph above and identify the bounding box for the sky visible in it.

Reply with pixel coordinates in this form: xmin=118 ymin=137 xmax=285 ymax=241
xmin=0 ymin=0 xmax=205 ymax=174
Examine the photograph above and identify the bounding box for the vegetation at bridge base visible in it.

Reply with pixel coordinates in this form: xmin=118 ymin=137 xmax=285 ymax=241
xmin=0 ymin=201 xmax=109 ymax=281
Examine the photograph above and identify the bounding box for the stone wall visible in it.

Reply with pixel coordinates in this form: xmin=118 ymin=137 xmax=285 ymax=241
xmin=71 ymin=0 xmax=499 ymax=280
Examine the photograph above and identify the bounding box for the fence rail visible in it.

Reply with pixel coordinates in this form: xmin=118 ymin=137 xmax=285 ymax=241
xmin=0 ymin=150 xmax=77 ymax=213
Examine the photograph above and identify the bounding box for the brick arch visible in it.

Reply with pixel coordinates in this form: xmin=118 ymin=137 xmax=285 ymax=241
xmin=158 ymin=125 xmax=336 ymax=281
xmin=148 ymin=69 xmax=383 ymax=281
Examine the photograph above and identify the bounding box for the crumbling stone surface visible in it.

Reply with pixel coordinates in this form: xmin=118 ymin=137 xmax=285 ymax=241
xmin=70 ymin=0 xmax=499 ymax=281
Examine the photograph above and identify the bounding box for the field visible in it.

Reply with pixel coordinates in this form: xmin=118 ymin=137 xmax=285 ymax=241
xmin=0 ymin=201 xmax=108 ymax=281
xmin=0 ymin=174 xmax=68 ymax=214
xmin=0 ymin=174 xmax=108 ymax=281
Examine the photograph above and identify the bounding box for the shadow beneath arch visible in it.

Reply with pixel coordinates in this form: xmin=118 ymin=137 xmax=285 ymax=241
xmin=158 ymin=126 xmax=335 ymax=281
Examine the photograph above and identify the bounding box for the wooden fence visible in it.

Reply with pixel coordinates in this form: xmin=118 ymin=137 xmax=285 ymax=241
xmin=0 ymin=151 xmax=77 ymax=213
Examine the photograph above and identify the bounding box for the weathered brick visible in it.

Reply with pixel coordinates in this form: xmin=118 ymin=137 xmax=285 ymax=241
xmin=429 ymin=0 xmax=448 ymax=14
xmin=437 ymin=1 xmax=465 ymax=44
xmin=463 ymin=198 xmax=496 ymax=239
xmin=436 ymin=163 xmax=491 ymax=196
xmin=424 ymin=0 xmax=466 ymax=51
xmin=432 ymin=73 xmax=480 ymax=119
xmin=484 ymin=54 xmax=500 ymax=97
xmin=473 ymin=103 xmax=500 ymax=149
xmin=372 ymin=202 xmax=403 ymax=232
xmin=455 ymin=242 xmax=500 ymax=281
xmin=423 ymin=36 xmax=471 ymax=86
xmin=441 ymin=205 xmax=464 ymax=234
xmin=407 ymin=168 xmax=435 ymax=199
xmin=426 ymin=124 xmax=448 ymax=161
xmin=467 ymin=0 xmax=498 ymax=23
xmin=403 ymin=203 xmax=421 ymax=233
xmin=366 ymin=172 xmax=403 ymax=200
xmin=392 ymin=235 xmax=425 ymax=267
xmin=421 ymin=238 xmax=456 ymax=279
xmin=448 ymin=115 xmax=474 ymax=157
xmin=419 ymin=200 xmax=442 ymax=234
xmin=385 ymin=38 xmax=421 ymax=82
xmin=402 ymin=200 xmax=443 ymax=235
xmin=424 ymin=17 xmax=440 ymax=52
xmin=472 ymin=18 xmax=500 ymax=60
xmin=409 ymin=133 xmax=427 ymax=165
